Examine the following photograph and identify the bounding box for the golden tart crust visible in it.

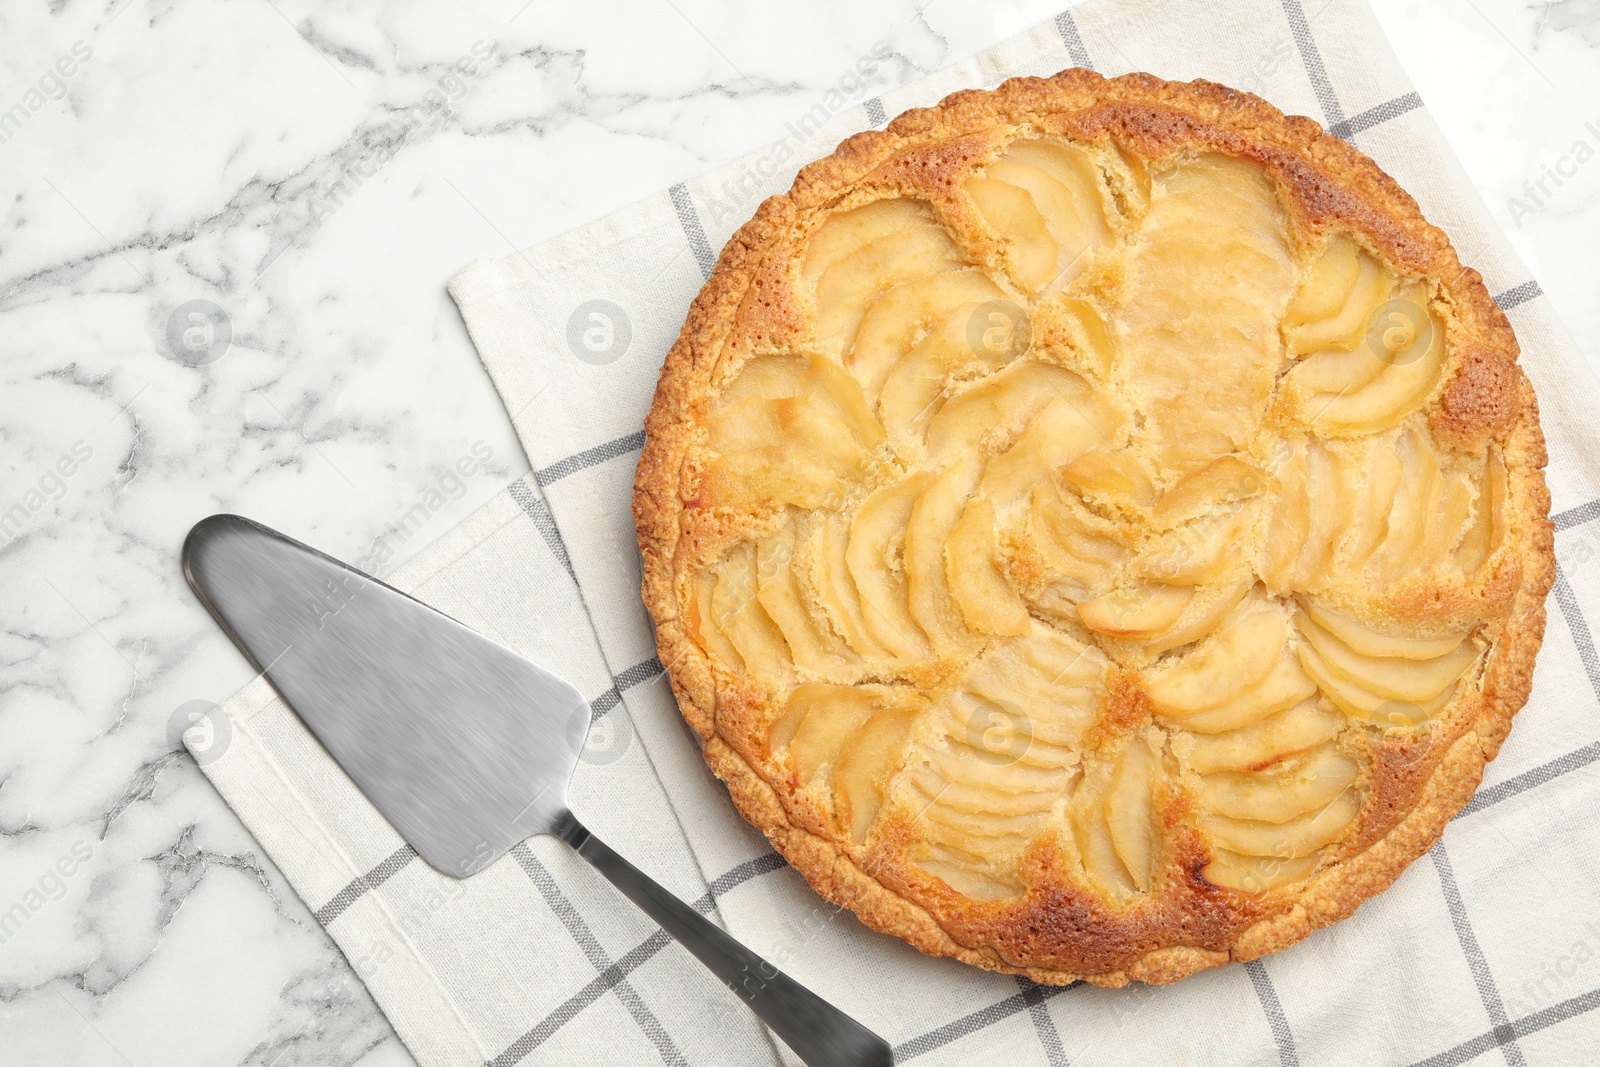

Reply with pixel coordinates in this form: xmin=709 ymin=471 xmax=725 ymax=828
xmin=633 ymin=69 xmax=1554 ymax=986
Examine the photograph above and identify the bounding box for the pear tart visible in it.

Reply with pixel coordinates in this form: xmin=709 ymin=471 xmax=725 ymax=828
xmin=633 ymin=71 xmax=1553 ymax=985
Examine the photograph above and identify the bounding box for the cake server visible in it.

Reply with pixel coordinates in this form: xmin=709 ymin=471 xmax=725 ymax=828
xmin=182 ymin=514 xmax=893 ymax=1067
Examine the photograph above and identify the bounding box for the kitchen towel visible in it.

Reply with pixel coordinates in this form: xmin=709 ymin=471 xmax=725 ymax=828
xmin=197 ymin=1 xmax=1600 ymax=1065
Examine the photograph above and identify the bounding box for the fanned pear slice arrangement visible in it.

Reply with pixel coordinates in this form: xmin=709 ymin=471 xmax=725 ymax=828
xmin=636 ymin=70 xmax=1553 ymax=987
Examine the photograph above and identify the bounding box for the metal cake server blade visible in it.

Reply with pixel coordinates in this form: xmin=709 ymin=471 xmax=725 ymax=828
xmin=182 ymin=514 xmax=893 ymax=1067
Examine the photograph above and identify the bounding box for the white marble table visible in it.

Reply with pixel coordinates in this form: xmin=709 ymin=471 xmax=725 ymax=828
xmin=1 ymin=1 xmax=1595 ymax=1063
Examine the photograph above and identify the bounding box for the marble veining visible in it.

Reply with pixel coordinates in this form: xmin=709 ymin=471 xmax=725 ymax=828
xmin=1 ymin=0 xmax=1596 ymax=1063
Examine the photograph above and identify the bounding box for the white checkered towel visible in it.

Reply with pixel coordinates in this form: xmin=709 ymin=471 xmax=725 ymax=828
xmin=199 ymin=1 xmax=1600 ymax=1064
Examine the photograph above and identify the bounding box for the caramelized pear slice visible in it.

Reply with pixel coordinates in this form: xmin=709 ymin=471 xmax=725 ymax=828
xmin=708 ymin=355 xmax=807 ymax=432
xmin=803 ymin=198 xmax=943 ymax=283
xmin=932 ymin=723 xmax=1060 ymax=792
xmin=1307 ymin=302 xmax=1446 ymax=433
xmin=847 ymin=475 xmax=934 ymax=660
xmin=910 ymin=848 xmax=1024 ymax=902
xmin=783 ymin=684 xmax=877 ymax=781
xmin=1283 ymin=271 xmax=1429 ymax=404
xmin=1010 ymin=621 xmax=1110 ymax=693
xmin=1181 ymin=700 xmax=1346 ymax=774
xmin=1029 ymin=480 xmax=1129 ymax=596
xmin=946 ymin=497 xmax=1031 ymax=637
xmin=814 ymin=227 xmax=965 ymax=357
xmin=707 ymin=422 xmax=864 ymax=508
xmin=1112 ymin=154 xmax=1296 ymax=473
xmin=1072 ymin=788 xmax=1137 ymax=899
xmin=1261 ymin=436 xmax=1350 ymax=593
xmin=958 ymin=624 xmax=1107 ymax=755
xmin=1137 ymin=570 xmax=1254 ymax=656
xmin=809 ymin=512 xmax=891 ymax=660
xmin=1054 ymin=298 xmax=1117 ymax=376
xmin=877 ymin=338 xmax=951 ymax=443
xmin=1142 ymin=600 xmax=1287 ymax=713
xmin=1294 ymin=439 xmax=1349 ymax=586
xmin=1201 ymin=848 xmax=1323 ymax=893
xmin=1369 ymin=429 xmax=1442 ymax=585
xmin=1295 ymin=641 xmax=1460 ymax=724
xmin=984 ymin=159 xmax=1088 ymax=261
xmin=1284 ymin=342 xmax=1389 ymax=398
xmin=805 ymin=355 xmax=886 ymax=449
xmin=917 ymin=777 xmax=1051 ymax=835
xmin=1004 ymin=141 xmax=1113 ymax=238
xmin=1133 ymin=510 xmax=1246 ymax=586
xmin=703 ymin=437 xmax=856 ymax=510
xmin=1198 ymin=789 xmax=1360 ymax=859
xmin=1195 ymin=743 xmax=1359 ymax=823
xmin=1061 ymin=449 xmax=1158 ymax=509
xmin=689 ymin=568 xmax=743 ymax=669
xmin=1079 ymin=583 xmax=1193 ymax=639
xmin=1300 ymin=598 xmax=1468 ymax=660
xmin=908 ymin=770 xmax=1059 ymax=818
xmin=918 ymin=815 xmax=1031 ymax=861
xmin=905 ymin=455 xmax=982 ymax=649
xmin=1152 ymin=456 xmax=1264 ymax=528
xmin=1431 ymin=468 xmax=1475 ymax=560
xmin=1295 ymin=611 xmax=1477 ymax=702
xmin=704 ymin=355 xmax=882 ymax=508
xmin=847 ymin=269 xmax=1003 ymax=404
xmin=756 ymin=523 xmax=855 ymax=674
xmin=925 ymin=361 xmax=1091 ymax=461
xmin=1286 ymin=250 xmax=1389 ymax=354
xmin=1260 ymin=440 xmax=1310 ymax=593
xmin=1284 ymin=236 xmax=1360 ymax=328
xmin=1107 ymin=736 xmax=1161 ymax=892
xmin=979 ymin=395 xmax=1110 ymax=517
xmin=710 ymin=546 xmax=793 ymax=683
xmin=967 ymin=174 xmax=1059 ymax=293
xmin=835 ymin=707 xmax=918 ymax=841
xmin=1455 ymin=449 xmax=1509 ymax=575
xmin=1346 ymin=435 xmax=1405 ymax=569
xmin=877 ymin=305 xmax=1011 ymax=441
xmin=1169 ymin=654 xmax=1321 ymax=734
xmin=1000 ymin=139 xmax=1113 ymax=285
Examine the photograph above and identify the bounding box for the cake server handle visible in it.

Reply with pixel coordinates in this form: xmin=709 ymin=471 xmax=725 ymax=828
xmin=555 ymin=812 xmax=895 ymax=1066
